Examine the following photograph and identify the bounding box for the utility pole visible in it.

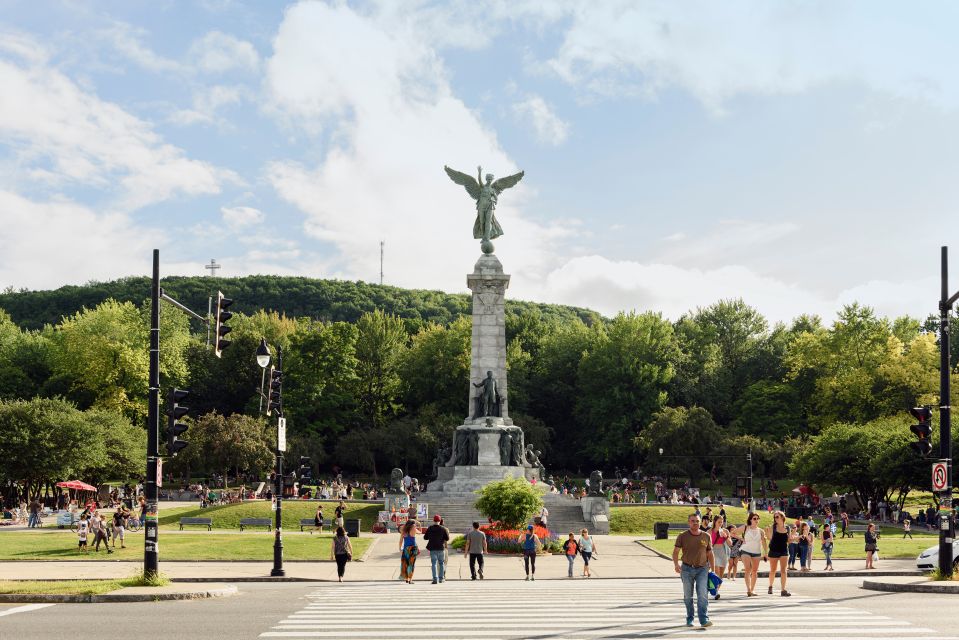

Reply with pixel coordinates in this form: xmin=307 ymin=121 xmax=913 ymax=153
xmin=145 ymin=250 xmax=161 ymax=578
xmin=380 ymin=241 xmax=384 ymax=286
xmin=938 ymin=246 xmax=956 ymax=577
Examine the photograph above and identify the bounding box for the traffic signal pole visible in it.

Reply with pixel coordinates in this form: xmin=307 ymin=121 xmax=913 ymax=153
xmin=939 ymin=247 xmax=956 ymax=576
xmin=272 ymin=345 xmax=285 ymax=577
xmin=145 ymin=249 xmax=161 ymax=578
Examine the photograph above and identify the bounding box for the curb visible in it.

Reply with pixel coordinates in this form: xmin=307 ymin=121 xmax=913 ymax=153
xmin=0 ymin=585 xmax=237 ymax=603
xmin=862 ymin=579 xmax=959 ymax=593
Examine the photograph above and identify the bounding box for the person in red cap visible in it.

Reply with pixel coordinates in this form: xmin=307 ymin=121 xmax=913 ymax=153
xmin=424 ymin=514 xmax=450 ymax=584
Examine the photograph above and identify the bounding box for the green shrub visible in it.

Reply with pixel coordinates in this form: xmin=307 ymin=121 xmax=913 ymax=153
xmin=474 ymin=478 xmax=543 ymax=529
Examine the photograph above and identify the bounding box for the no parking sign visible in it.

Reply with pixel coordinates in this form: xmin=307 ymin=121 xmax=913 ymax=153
xmin=932 ymin=461 xmax=948 ymax=492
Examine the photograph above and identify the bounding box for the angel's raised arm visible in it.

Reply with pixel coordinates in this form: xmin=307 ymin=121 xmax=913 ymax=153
xmin=444 ymin=165 xmax=481 ymax=200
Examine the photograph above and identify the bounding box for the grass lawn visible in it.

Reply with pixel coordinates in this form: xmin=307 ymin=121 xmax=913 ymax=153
xmin=610 ymin=506 xmax=773 ymax=535
xmin=0 ymin=531 xmax=371 ymax=561
xmin=642 ymin=531 xmax=936 ymax=559
xmin=157 ymin=501 xmax=381 ymax=531
xmin=0 ymin=579 xmax=129 ymax=595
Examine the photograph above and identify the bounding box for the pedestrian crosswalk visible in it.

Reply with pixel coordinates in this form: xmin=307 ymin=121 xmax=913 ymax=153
xmin=260 ymin=579 xmax=958 ymax=640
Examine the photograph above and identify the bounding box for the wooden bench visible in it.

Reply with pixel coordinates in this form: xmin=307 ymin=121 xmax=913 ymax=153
xmin=179 ymin=517 xmax=212 ymax=531
xmin=300 ymin=518 xmax=332 ymax=532
xmin=842 ymin=525 xmax=869 ymax=537
xmin=667 ymin=522 xmax=688 ymax=531
xmin=239 ymin=518 xmax=273 ymax=531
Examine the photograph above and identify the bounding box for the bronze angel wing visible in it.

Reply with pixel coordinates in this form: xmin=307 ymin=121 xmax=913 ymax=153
xmin=444 ymin=166 xmax=481 ymax=200
xmin=491 ymin=170 xmax=524 ymax=194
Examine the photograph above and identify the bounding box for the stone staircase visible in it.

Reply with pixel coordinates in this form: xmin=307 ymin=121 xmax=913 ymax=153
xmin=414 ymin=491 xmax=606 ymax=535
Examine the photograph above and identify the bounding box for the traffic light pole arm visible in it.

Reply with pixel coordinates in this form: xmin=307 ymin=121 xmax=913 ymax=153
xmin=160 ymin=290 xmax=210 ymax=324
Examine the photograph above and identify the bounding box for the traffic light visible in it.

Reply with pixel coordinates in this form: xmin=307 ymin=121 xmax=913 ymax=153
xmin=166 ymin=388 xmax=190 ymax=456
xmin=214 ymin=291 xmax=233 ymax=358
xmin=909 ymin=405 xmax=933 ymax=456
xmin=267 ymin=366 xmax=282 ymax=417
xmin=298 ymin=456 xmax=312 ymax=479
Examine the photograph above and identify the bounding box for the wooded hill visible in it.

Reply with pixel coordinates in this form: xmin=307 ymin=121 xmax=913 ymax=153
xmin=0 ymin=275 xmax=602 ymax=331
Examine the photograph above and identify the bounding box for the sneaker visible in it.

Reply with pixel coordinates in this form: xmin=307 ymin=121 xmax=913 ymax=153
xmin=479 ymin=570 xmax=484 ymax=580
xmin=525 ymin=575 xmax=530 ymax=581
xmin=432 ymin=579 xmax=438 ymax=584
xmin=714 ymin=593 xmax=721 ymax=600
xmin=781 ymin=590 xmax=791 ymax=597
xmin=701 ymin=621 xmax=713 ymax=628
xmin=471 ymin=576 xmax=476 ymax=581
xmin=531 ymin=576 xmax=535 ymax=581
xmin=686 ymin=622 xmax=694 ymax=627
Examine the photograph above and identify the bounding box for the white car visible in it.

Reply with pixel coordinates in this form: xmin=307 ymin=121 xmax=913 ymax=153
xmin=916 ymin=542 xmax=958 ymax=571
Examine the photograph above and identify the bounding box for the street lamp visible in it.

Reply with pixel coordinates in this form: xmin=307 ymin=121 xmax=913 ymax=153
xmin=256 ymin=339 xmax=285 ymax=577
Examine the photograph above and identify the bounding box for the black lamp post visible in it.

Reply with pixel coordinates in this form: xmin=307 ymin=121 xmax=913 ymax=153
xmin=256 ymin=338 xmax=285 ymax=577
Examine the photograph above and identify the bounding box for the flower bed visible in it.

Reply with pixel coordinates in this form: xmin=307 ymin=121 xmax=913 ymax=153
xmin=450 ymin=523 xmax=559 ymax=554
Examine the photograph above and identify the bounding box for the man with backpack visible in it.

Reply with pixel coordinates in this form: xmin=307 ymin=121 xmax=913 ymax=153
xmin=424 ymin=514 xmax=450 ymax=584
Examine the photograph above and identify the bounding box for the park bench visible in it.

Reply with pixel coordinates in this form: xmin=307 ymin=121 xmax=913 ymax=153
xmin=239 ymin=518 xmax=273 ymax=531
xmin=300 ymin=518 xmax=332 ymax=532
xmin=667 ymin=522 xmax=689 ymax=531
xmin=179 ymin=517 xmax=213 ymax=531
xmin=842 ymin=525 xmax=869 ymax=537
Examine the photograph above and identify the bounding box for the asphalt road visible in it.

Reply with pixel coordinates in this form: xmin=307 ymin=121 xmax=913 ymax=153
xmin=0 ymin=577 xmax=955 ymax=640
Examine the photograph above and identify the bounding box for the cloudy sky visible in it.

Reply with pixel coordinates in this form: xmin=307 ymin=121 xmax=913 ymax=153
xmin=2 ymin=0 xmax=957 ymax=324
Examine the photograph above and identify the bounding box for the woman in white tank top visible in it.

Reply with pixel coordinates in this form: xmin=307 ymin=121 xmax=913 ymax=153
xmin=734 ymin=513 xmax=768 ymax=597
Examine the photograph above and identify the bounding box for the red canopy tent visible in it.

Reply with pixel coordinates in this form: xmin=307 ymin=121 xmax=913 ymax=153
xmin=56 ymin=480 xmax=96 ymax=492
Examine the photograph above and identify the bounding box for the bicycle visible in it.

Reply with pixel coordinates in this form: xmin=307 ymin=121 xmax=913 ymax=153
xmin=125 ymin=515 xmax=141 ymax=532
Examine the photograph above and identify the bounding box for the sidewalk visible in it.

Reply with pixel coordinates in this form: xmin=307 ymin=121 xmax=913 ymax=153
xmin=0 ymin=535 xmax=918 ymax=582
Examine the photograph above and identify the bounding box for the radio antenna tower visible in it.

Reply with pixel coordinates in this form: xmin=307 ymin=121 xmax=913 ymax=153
xmin=379 ymin=241 xmax=384 ymax=285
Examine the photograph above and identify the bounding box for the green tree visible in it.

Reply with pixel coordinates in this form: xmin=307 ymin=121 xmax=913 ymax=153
xmin=80 ymin=408 xmax=145 ymax=485
xmin=0 ymin=398 xmax=94 ymax=499
xmin=576 ymin=312 xmax=678 ymax=466
xmin=191 ymin=412 xmax=274 ymax=483
xmin=355 ymin=310 xmax=407 ymax=429
xmin=474 ymin=477 xmax=543 ymax=529
xmin=400 ymin=317 xmax=470 ymax=417
xmin=635 ymin=406 xmax=721 ymax=486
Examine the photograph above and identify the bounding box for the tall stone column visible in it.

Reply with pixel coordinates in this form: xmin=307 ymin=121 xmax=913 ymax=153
xmin=466 ymin=254 xmax=511 ymax=425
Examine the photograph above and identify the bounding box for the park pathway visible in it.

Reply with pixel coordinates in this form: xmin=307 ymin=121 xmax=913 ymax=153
xmin=258 ymin=577 xmax=959 ymax=639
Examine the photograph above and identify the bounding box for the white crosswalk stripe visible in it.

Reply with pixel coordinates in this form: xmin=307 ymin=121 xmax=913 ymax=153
xmin=260 ymin=579 xmax=959 ymax=640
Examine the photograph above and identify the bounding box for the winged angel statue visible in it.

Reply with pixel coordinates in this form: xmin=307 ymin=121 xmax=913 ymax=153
xmin=444 ymin=165 xmax=524 ymax=254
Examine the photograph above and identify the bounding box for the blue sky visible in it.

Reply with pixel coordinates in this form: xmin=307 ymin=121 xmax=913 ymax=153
xmin=2 ymin=0 xmax=958 ymax=324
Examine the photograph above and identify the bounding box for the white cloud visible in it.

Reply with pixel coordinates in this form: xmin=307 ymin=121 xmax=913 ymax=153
xmin=189 ymin=31 xmax=260 ymax=74
xmin=0 ymin=190 xmax=156 ymax=290
xmin=536 ymin=1 xmax=959 ymax=112
xmin=539 ymin=255 xmax=836 ymax=324
xmin=100 ymin=22 xmax=182 ymax=74
xmin=0 ymin=46 xmax=230 ymax=209
xmin=512 ymin=94 xmax=569 ymax=145
xmin=264 ymin=2 xmax=563 ymax=290
xmin=221 ymin=205 xmax=265 ymax=230
xmin=169 ymin=84 xmax=246 ymax=125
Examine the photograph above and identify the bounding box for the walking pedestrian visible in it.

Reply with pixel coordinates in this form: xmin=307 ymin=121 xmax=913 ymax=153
xmin=726 ymin=525 xmax=742 ymax=581
xmin=312 ymin=505 xmax=324 ymax=534
xmin=902 ymin=519 xmax=913 ymax=539
xmin=820 ymin=520 xmax=834 ymax=571
xmin=398 ymin=519 xmax=420 ymax=584
xmin=735 ymin=512 xmax=767 ymax=597
xmin=91 ymin=512 xmax=112 ymax=554
xmin=111 ymin=507 xmax=127 ymax=549
xmin=579 ymin=528 xmax=596 ymax=578
xmin=797 ymin=522 xmax=812 ymax=572
xmin=787 ymin=517 xmax=800 ymax=569
xmin=77 ymin=513 xmax=89 ymax=554
xmin=864 ymin=522 xmax=879 ymax=569
xmin=517 ymin=525 xmax=541 ymax=581
xmin=334 ymin=501 xmax=346 ymax=529
xmin=765 ymin=511 xmax=791 ymax=595
xmin=424 ymin=514 xmax=450 ymax=584
xmin=330 ymin=526 xmax=353 ymax=582
xmin=671 ymin=513 xmax=714 ymax=628
xmin=840 ymin=511 xmax=850 ymax=538
xmin=464 ymin=521 xmax=487 ymax=580
xmin=563 ymin=533 xmax=579 ymax=578
xmin=708 ymin=515 xmax=730 ymax=584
